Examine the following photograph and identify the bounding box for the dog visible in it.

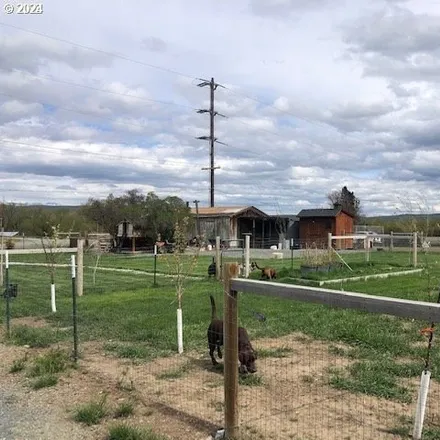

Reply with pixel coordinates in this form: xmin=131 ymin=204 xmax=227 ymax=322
xmin=207 ymin=257 xmax=216 ymax=277
xmin=207 ymin=295 xmax=257 ymax=374
xmin=251 ymin=261 xmax=277 ymax=280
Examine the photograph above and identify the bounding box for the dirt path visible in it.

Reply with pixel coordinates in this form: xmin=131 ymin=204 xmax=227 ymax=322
xmin=0 ymin=344 xmax=100 ymax=440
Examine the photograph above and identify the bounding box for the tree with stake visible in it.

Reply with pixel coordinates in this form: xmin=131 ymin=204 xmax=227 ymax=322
xmin=41 ymin=224 xmax=65 ymax=313
xmin=163 ymin=217 xmax=201 ymax=354
xmin=88 ymin=237 xmax=110 ymax=286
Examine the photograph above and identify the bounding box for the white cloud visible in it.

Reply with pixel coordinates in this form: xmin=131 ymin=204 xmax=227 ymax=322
xmin=0 ymin=0 xmax=439 ymax=216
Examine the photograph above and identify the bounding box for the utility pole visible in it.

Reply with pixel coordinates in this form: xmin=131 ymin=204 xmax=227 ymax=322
xmin=196 ymin=77 xmax=226 ymax=207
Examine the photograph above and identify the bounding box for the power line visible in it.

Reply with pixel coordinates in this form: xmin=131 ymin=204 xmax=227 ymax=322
xmin=0 ymin=91 xmax=287 ymax=165
xmin=2 ymin=70 xmax=291 ymax=142
xmin=0 ymin=91 xmax=167 ymax=133
xmin=0 ymin=138 xmax=206 ymax=166
xmin=0 ymin=22 xmax=198 ymax=81
xmin=196 ymin=77 xmax=225 ymax=207
xmin=0 ymin=21 xmax=363 ymax=144
xmin=0 ymin=138 xmax=275 ymax=172
xmin=6 ymin=69 xmax=194 ymax=111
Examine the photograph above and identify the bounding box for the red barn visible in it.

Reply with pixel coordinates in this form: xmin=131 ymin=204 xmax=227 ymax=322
xmin=297 ymin=205 xmax=355 ymax=249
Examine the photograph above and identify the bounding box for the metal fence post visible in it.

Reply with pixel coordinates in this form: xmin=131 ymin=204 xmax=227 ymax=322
xmin=5 ymin=250 xmax=10 ymax=337
xmin=71 ymin=255 xmax=78 ymax=363
xmin=76 ymin=239 xmax=84 ymax=297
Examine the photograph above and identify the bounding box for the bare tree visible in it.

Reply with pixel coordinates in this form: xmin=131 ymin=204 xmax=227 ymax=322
xmin=162 ymin=217 xmax=202 ymax=353
xmin=87 ymin=236 xmax=111 ymax=285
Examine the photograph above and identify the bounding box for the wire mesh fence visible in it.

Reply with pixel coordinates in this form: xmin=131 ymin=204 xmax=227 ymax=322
xmin=2 ymin=246 xmax=440 ymax=439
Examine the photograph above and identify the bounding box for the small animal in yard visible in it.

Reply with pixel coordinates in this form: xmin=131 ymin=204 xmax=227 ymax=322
xmin=251 ymin=261 xmax=277 ymax=280
xmin=207 ymin=295 xmax=257 ymax=374
xmin=208 ymin=257 xmax=217 ymax=277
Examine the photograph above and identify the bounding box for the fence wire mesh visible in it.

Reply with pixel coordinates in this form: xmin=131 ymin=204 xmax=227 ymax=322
xmin=1 ymin=245 xmax=440 ymax=439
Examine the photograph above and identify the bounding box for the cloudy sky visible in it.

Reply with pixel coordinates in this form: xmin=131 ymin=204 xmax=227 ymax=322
xmin=0 ymin=0 xmax=440 ymax=216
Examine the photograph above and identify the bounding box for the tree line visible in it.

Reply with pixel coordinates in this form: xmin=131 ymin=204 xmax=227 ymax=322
xmin=0 ymin=189 xmax=193 ymax=243
xmin=1 ymin=186 xmax=438 ymax=241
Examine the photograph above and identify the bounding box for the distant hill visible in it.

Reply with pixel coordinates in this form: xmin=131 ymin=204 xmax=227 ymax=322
xmin=365 ymin=213 xmax=440 ymax=222
xmin=20 ymin=204 xmax=82 ymax=211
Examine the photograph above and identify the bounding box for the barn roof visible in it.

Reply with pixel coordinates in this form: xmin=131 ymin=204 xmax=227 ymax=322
xmin=191 ymin=205 xmax=269 ymax=218
xmin=297 ymin=207 xmax=354 ymax=218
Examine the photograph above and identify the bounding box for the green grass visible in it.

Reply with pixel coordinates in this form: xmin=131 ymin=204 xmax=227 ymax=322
xmin=114 ymin=401 xmax=135 ymax=418
xmin=328 ymin=357 xmax=421 ymax=403
xmin=10 ymin=325 xmax=64 ymax=348
xmin=28 ymin=349 xmax=69 ymax=377
xmin=387 ymin=415 xmax=440 ymax=439
xmin=107 ymin=424 xmax=168 ymax=440
xmin=239 ymin=374 xmax=264 ymax=386
xmin=9 ymin=355 xmax=28 ymax=373
xmin=256 ymin=347 xmax=294 ymax=358
xmin=156 ymin=361 xmax=192 ymax=380
xmin=104 ymin=342 xmax=171 ymax=361
xmin=31 ymin=374 xmax=58 ymax=389
xmin=3 ymin=250 xmax=440 ymax=406
xmin=73 ymin=394 xmax=108 ymax=425
xmin=25 ymin=349 xmax=70 ymax=390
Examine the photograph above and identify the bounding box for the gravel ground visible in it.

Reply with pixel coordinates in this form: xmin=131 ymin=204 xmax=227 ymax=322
xmin=0 ymin=343 xmax=103 ymax=440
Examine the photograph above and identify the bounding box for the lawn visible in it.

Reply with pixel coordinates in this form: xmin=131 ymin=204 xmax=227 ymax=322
xmin=3 ymin=250 xmax=440 ymax=414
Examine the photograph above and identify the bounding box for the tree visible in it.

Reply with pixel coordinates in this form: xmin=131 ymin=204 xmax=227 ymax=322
xmin=41 ymin=224 xmax=67 ymax=313
xmin=327 ymin=186 xmax=362 ymax=221
xmin=162 ymin=216 xmax=201 ymax=354
xmin=80 ymin=190 xmax=192 ymax=244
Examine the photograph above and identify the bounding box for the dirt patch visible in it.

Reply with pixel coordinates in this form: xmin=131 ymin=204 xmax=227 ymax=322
xmin=0 ymin=334 xmax=437 ymax=440
xmin=11 ymin=316 xmax=50 ymax=328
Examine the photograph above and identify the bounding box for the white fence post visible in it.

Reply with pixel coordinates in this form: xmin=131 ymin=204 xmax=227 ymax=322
xmin=365 ymin=237 xmax=370 ymax=262
xmin=413 ymin=232 xmax=418 ymax=268
xmin=244 ymin=234 xmax=250 ymax=278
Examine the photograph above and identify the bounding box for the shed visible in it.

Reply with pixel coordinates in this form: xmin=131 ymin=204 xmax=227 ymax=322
xmin=190 ymin=206 xmax=270 ymax=248
xmin=297 ymin=205 xmax=354 ymax=249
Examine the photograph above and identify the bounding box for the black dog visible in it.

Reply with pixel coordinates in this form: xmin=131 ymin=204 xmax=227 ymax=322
xmin=207 ymin=295 xmax=257 ymax=374
xmin=207 ymin=257 xmax=216 ymax=277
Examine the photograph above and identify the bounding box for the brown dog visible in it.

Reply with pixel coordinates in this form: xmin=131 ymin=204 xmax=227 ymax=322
xmin=251 ymin=261 xmax=277 ymax=280
xmin=207 ymin=295 xmax=257 ymax=374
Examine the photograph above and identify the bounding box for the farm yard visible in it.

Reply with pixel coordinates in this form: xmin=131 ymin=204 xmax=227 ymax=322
xmin=2 ymin=249 xmax=440 ymax=439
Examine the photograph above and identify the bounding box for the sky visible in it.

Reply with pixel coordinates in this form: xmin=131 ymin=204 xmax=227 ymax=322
xmin=0 ymin=0 xmax=440 ymax=216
